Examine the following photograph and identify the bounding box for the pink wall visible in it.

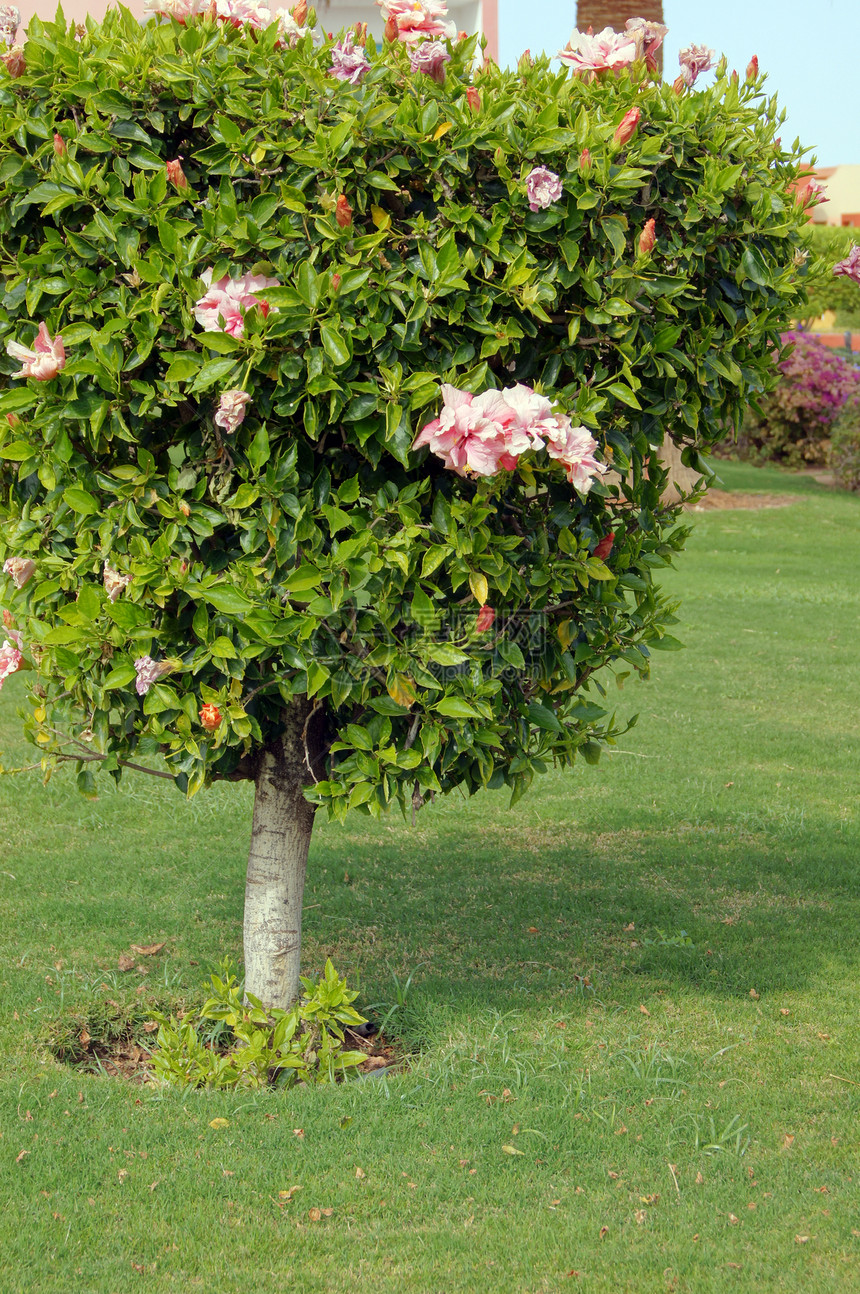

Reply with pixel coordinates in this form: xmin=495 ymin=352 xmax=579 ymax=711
xmin=16 ymin=0 xmax=147 ymax=24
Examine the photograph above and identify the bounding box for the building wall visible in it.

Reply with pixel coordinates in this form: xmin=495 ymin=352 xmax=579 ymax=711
xmin=810 ymin=165 xmax=860 ymax=229
xmin=12 ymin=0 xmax=497 ymax=56
xmin=575 ymin=1 xmax=664 ymax=31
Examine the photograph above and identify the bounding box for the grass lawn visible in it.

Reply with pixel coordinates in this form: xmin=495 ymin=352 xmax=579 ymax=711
xmin=1 ymin=461 xmax=858 ymax=1293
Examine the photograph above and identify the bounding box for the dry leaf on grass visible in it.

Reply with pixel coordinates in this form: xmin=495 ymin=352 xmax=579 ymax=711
xmin=502 ymin=1144 xmax=524 ymax=1156
xmin=634 ymin=1209 xmax=646 ymax=1224
xmin=598 ymin=1225 xmax=609 ymax=1240
xmin=749 ymin=989 xmax=760 ymax=1000
xmin=279 ymin=1186 xmax=302 ymax=1201
xmin=782 ymin=1133 xmax=795 ymax=1149
xmin=208 ymin=1118 xmax=229 ymax=1130
xmin=117 ymin=954 xmax=135 ymax=972
xmin=15 ymin=1150 xmax=29 ymax=1164
xmin=308 ymin=1208 xmax=321 ymax=1222
xmin=130 ymin=943 xmax=165 ymax=956
xmin=639 ymin=1005 xmax=650 ymax=1016
xmin=728 ymin=1213 xmax=739 ymax=1225
xmin=355 ymin=1166 xmax=366 ymax=1179
xmin=293 ymin=1128 xmax=304 ymax=1138
xmin=795 ymin=1234 xmax=811 ymax=1244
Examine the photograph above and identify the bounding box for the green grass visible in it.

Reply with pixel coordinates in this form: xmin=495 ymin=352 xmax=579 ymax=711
xmin=1 ymin=460 xmax=858 ymax=1293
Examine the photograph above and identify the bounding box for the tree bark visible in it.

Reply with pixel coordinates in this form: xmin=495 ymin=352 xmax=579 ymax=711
xmin=243 ymin=703 xmax=318 ymax=1009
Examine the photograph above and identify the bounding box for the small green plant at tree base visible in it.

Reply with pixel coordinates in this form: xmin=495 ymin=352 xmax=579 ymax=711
xmin=150 ymin=959 xmax=368 ymax=1089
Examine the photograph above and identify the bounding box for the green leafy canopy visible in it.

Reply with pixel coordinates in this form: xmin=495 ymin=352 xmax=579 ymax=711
xmin=0 ymin=9 xmax=809 ymax=816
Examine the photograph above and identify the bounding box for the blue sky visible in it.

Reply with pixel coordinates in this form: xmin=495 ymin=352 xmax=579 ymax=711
xmin=498 ymin=1 xmax=858 ymax=167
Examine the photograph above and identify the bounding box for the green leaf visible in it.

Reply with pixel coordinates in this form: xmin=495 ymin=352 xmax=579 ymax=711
xmin=63 ymin=486 xmax=99 ymax=515
xmin=197 ymin=586 xmax=254 ymax=615
xmin=320 ymin=321 xmax=351 ymax=367
xmin=434 ymin=698 xmax=479 ymax=719
xmin=0 ymin=439 xmax=36 ymax=460
xmin=527 ymin=701 xmax=563 ymax=732
xmin=104 ymin=663 xmax=138 ymax=689
xmin=164 ymin=353 xmax=202 ymax=383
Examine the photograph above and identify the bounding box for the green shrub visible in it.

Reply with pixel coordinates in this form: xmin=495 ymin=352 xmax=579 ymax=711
xmin=151 ymin=959 xmax=368 ymax=1089
xmin=734 ymin=331 xmax=860 ymax=467
xmin=829 ymin=391 xmax=860 ymax=491
xmin=801 ymin=225 xmax=860 ymax=325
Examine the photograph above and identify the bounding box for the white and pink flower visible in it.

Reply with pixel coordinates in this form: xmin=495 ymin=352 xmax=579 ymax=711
xmin=415 ymin=383 xmax=607 ymax=493
xmin=376 ymin=0 xmax=456 ymax=45
xmin=678 ymin=44 xmax=715 ymax=87
xmin=525 ymin=167 xmax=563 ymax=213
xmin=3 ymin=556 xmax=35 ymax=588
xmin=0 ymin=637 xmax=21 ymax=690
xmin=329 ymin=32 xmax=371 ymax=84
xmin=194 ymin=269 xmax=280 ymax=339
xmin=558 ymin=27 xmax=638 ymax=75
xmin=833 ymin=245 xmax=860 ymax=286
xmin=6 ymin=322 xmax=65 ymax=381
xmin=408 ymin=38 xmax=450 ymax=83
xmin=0 ymin=5 xmax=20 ymax=48
xmin=134 ymin=656 xmax=173 ymax=697
xmin=214 ymin=388 xmax=252 ymax=433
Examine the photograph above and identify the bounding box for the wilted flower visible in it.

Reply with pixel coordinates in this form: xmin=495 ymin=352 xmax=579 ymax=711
xmin=1 ymin=42 xmax=24 ymax=76
xmin=200 ymin=703 xmax=222 ymax=730
xmin=559 ymin=27 xmax=637 ymax=75
xmin=613 ymin=107 xmax=640 ymax=147
xmin=133 ymin=656 xmax=172 ymax=697
xmin=0 ymin=638 xmax=22 ymax=690
xmin=335 ymin=195 xmax=353 ymax=228
xmin=272 ymin=5 xmax=310 ymax=46
xmin=214 ymin=389 xmax=252 ymax=433
xmin=638 ymin=218 xmax=656 ymax=257
xmin=625 ymin=16 xmax=668 ymax=70
xmin=103 ymin=563 xmax=131 ymax=603
xmin=6 ymin=322 xmax=66 ymax=381
xmin=3 ymin=556 xmax=35 ymax=588
xmin=194 ymin=268 xmax=280 ymax=339
xmin=833 ymin=245 xmax=860 ymax=286
xmin=804 ymin=179 xmax=827 ymax=206
xmin=746 ymin=55 xmax=759 ymax=80
xmin=525 ymin=166 xmax=563 ymax=212
xmin=409 ymin=39 xmax=450 ymax=84
xmin=166 ymin=157 xmax=188 ymax=189
xmin=466 ymin=86 xmax=480 ymax=111
xmin=475 ymin=605 xmax=495 ymax=633
xmin=376 ymin=0 xmax=456 ymax=44
xmin=678 ymin=44 xmax=715 ymax=88
xmin=329 ymin=32 xmax=370 ymax=84
xmin=593 ymin=533 xmax=615 ymax=561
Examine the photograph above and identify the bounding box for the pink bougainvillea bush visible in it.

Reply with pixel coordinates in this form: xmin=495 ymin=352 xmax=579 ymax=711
xmin=0 ymin=5 xmax=809 ymax=1004
xmin=737 ymin=332 xmax=860 ymax=466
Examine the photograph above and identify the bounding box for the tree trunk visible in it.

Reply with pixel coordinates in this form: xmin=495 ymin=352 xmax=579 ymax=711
xmin=243 ymin=703 xmax=318 ymax=1009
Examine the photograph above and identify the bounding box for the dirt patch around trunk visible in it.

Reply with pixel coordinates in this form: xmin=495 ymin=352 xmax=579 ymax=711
xmin=686 ymin=490 xmax=798 ymax=511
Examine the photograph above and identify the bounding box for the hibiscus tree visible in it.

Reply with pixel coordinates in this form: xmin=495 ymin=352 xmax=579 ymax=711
xmin=0 ymin=5 xmax=809 ymax=1007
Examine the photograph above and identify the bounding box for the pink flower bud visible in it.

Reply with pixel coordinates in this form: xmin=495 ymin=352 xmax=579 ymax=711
xmin=476 ymin=605 xmax=495 ymax=633
xmin=746 ymin=55 xmax=759 ymax=80
xmin=6 ymin=413 xmax=19 ymax=429
xmin=613 ymin=107 xmax=640 ymax=147
xmin=2 ymin=608 xmax=13 ymax=628
xmin=291 ymin=0 xmax=307 ymax=23
xmin=466 ymin=86 xmax=481 ymax=111
xmin=638 ymin=218 xmax=656 ymax=257
xmin=383 ymin=15 xmax=397 ymax=40
xmin=165 ymin=157 xmax=188 ymax=190
xmin=579 ymin=147 xmax=591 ymax=171
xmin=331 ymin=272 xmax=342 ymax=292
xmin=53 ymin=133 xmax=66 ymax=157
xmin=593 ymin=533 xmax=614 ymax=561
